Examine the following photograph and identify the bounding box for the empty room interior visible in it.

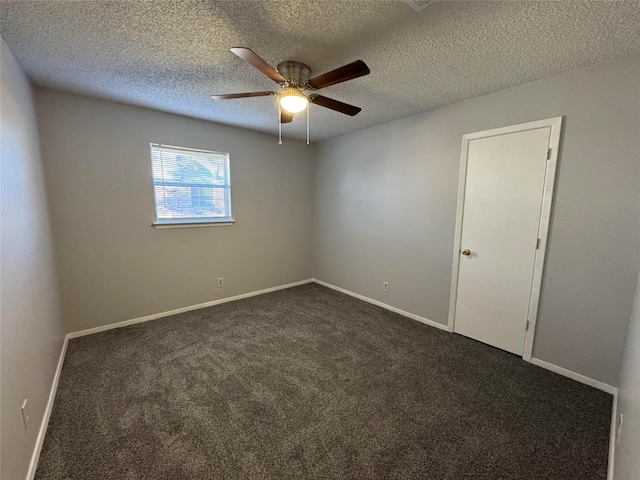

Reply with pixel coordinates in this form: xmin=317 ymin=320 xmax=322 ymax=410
xmin=1 ymin=1 xmax=639 ymax=479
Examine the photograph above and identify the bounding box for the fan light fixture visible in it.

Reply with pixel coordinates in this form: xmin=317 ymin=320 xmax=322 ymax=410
xmin=280 ymin=88 xmax=309 ymax=113
xmin=211 ymin=48 xmax=370 ymax=144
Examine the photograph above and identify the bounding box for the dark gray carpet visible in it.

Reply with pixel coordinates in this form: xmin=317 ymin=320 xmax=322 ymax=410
xmin=36 ymin=283 xmax=612 ymax=479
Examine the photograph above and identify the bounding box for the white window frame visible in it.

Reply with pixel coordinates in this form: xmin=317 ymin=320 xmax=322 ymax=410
xmin=150 ymin=143 xmax=234 ymax=229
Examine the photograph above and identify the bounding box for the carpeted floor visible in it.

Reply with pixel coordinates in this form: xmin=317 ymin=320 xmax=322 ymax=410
xmin=36 ymin=283 xmax=612 ymax=479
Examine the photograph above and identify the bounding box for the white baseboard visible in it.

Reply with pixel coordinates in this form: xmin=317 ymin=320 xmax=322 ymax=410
xmin=26 ymin=335 xmax=69 ymax=480
xmin=312 ymin=278 xmax=448 ymax=332
xmin=68 ymin=279 xmax=314 ymax=339
xmin=608 ymin=391 xmax=618 ymax=480
xmin=529 ymin=357 xmax=618 ymax=395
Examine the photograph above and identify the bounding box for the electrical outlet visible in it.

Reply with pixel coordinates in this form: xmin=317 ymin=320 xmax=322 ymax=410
xmin=21 ymin=399 xmax=30 ymax=430
xmin=383 ymin=281 xmax=389 ymax=292
xmin=616 ymin=413 xmax=624 ymax=444
xmin=217 ymin=277 xmax=224 ymax=288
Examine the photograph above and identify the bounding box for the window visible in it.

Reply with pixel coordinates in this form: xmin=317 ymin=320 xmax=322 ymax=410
xmin=150 ymin=144 xmax=233 ymax=227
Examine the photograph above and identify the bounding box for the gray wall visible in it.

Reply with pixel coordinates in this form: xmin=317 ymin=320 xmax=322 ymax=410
xmin=313 ymin=54 xmax=640 ymax=387
xmin=35 ymin=89 xmax=313 ymax=333
xmin=615 ymin=264 xmax=640 ymax=479
xmin=0 ymin=38 xmax=66 ymax=480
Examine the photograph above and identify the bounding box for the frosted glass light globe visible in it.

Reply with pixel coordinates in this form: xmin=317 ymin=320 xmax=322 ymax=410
xmin=280 ymin=93 xmax=308 ymax=113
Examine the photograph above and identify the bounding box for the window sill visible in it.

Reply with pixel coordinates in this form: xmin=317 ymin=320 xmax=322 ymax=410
xmin=152 ymin=219 xmax=235 ymax=229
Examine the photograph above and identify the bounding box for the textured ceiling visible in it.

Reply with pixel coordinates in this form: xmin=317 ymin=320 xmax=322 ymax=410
xmin=1 ymin=0 xmax=639 ymax=141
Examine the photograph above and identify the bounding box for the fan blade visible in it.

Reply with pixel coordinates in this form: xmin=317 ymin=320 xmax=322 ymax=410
xmin=280 ymin=110 xmax=294 ymax=124
xmin=211 ymin=91 xmax=276 ymax=100
xmin=230 ymin=48 xmax=287 ymax=83
xmin=307 ymin=60 xmax=370 ymax=90
xmin=310 ymin=95 xmax=361 ymax=116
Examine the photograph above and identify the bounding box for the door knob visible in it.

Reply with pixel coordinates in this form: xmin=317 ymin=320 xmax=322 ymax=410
xmin=462 ymin=249 xmax=471 ymax=256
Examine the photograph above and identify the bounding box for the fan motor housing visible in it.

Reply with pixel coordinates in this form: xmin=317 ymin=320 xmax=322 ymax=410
xmin=277 ymin=61 xmax=311 ymax=86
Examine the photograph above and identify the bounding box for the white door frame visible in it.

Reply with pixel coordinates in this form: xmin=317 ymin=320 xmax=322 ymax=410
xmin=447 ymin=116 xmax=563 ymax=362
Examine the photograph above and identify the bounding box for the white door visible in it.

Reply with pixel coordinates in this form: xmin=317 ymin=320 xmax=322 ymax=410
xmin=452 ymin=126 xmax=552 ymax=355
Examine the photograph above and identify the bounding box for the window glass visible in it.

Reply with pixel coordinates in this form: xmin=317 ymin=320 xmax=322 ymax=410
xmin=150 ymin=144 xmax=233 ymax=225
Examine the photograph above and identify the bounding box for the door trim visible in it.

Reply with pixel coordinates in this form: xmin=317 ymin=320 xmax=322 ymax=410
xmin=447 ymin=117 xmax=563 ymax=362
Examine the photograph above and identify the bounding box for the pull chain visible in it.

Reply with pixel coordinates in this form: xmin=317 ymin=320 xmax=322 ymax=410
xmin=278 ymin=103 xmax=282 ymax=145
xmin=306 ymin=105 xmax=310 ymax=145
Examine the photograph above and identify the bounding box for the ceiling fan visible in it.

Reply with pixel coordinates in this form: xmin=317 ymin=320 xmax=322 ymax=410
xmin=211 ymin=48 xmax=370 ymax=143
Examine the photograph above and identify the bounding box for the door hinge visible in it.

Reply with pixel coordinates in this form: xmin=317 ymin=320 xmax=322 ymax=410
xmin=547 ymin=148 xmax=552 ymax=160
xmin=526 ymin=320 xmax=530 ymax=331
xmin=536 ymin=238 xmax=540 ymax=249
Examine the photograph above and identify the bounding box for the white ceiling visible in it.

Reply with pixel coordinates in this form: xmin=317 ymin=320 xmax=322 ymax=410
xmin=1 ymin=0 xmax=639 ymax=141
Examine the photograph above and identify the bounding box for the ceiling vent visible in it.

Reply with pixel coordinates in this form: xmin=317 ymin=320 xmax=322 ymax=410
xmin=403 ymin=0 xmax=436 ymax=12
